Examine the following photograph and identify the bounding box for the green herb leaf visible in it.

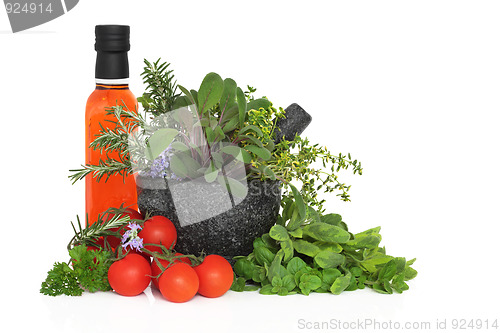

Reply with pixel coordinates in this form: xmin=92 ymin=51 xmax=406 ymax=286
xmin=322 ymin=268 xmax=342 ymax=286
xmin=321 ymin=213 xmax=342 ymax=226
xmin=269 ymin=225 xmax=289 ymax=241
xmin=254 ymin=246 xmax=275 ymax=266
xmin=303 ymin=222 xmax=351 ymax=244
xmin=286 ymin=257 xmax=307 ymax=276
xmin=40 ymin=262 xmax=83 ymax=296
xmin=219 ymin=78 xmax=237 ymax=113
xmin=245 ymin=145 xmax=272 ymax=161
xmin=289 ymin=184 xmax=306 ymax=219
xmin=145 ymin=128 xmax=178 ymax=160
xmin=292 ymin=239 xmax=321 ymax=257
xmin=280 ymin=238 xmax=294 ymax=263
xmin=330 ymin=272 xmax=352 ymax=295
xmin=314 ymin=251 xmax=345 ymax=269
xmin=247 ymin=98 xmax=271 ymax=111
xmin=236 ymin=87 xmax=246 ymax=128
xmin=234 ymin=259 xmax=255 ymax=280
xmin=198 ymin=72 xmax=223 ymax=114
xmin=299 ymin=274 xmax=322 ymax=295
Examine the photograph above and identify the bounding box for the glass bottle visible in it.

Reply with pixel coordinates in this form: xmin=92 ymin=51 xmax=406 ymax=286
xmin=85 ymin=25 xmax=138 ymax=225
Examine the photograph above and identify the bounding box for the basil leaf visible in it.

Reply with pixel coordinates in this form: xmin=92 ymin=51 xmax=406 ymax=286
xmin=286 ymin=257 xmax=307 ymax=276
xmin=233 ymin=259 xmax=255 ymax=280
xmin=254 ymin=247 xmax=275 ymax=267
xmin=299 ymin=274 xmax=322 ymax=295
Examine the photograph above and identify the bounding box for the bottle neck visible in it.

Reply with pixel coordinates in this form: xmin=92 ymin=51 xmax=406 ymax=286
xmin=95 ymin=51 xmax=129 ymax=80
xmin=95 ymin=80 xmax=130 ymax=90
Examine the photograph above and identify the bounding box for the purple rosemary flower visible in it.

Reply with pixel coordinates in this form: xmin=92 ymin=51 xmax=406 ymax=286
xmin=121 ymin=222 xmax=144 ymax=252
xmin=147 ymin=143 xmax=184 ymax=180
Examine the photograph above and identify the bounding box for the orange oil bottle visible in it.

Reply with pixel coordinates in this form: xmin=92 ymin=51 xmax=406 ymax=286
xmin=85 ymin=25 xmax=137 ymax=225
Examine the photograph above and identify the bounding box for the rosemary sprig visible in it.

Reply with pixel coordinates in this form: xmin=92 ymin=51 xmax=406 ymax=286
xmin=67 ymin=207 xmax=134 ymax=251
xmin=138 ymin=58 xmax=179 ymax=116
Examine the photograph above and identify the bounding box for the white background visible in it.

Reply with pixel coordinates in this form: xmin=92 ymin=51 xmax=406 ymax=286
xmin=1 ymin=1 xmax=499 ymax=332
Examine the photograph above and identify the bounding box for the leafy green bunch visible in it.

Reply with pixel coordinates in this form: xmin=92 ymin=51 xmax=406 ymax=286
xmin=69 ymin=59 xmax=362 ymax=212
xmin=231 ymin=194 xmax=417 ymax=295
xmin=40 ymin=245 xmax=113 ymax=296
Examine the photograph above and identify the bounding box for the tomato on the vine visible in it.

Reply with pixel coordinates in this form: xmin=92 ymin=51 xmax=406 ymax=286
xmin=138 ymin=216 xmax=177 ymax=254
xmin=158 ymin=262 xmax=199 ymax=303
xmin=150 ymin=253 xmax=191 ymax=289
xmin=193 ymin=254 xmax=233 ymax=298
xmin=108 ymin=253 xmax=151 ymax=296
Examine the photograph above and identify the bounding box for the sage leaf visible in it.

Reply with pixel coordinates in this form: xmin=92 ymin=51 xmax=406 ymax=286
xmin=303 ymin=222 xmax=350 ymax=244
xmin=236 ymin=87 xmax=246 ymax=128
xmin=320 ymin=213 xmax=342 ymax=226
xmin=247 ymin=98 xmax=271 ymax=111
xmin=313 ymin=241 xmax=343 ymax=253
xmin=330 ymin=272 xmax=352 ymax=295
xmin=268 ymin=249 xmax=284 ymax=283
xmin=198 ymin=72 xmax=223 ymax=114
xmin=280 ymin=239 xmax=294 ymax=263
xmin=219 ymin=78 xmax=237 ymax=113
xmin=269 ymin=225 xmax=289 ymax=241
xmin=245 ymin=145 xmax=272 ymax=161
xmin=220 ymin=145 xmax=252 ymax=163
xmin=314 ymin=251 xmax=345 ymax=269
xmin=346 ymin=234 xmax=382 ymax=249
xmin=145 ymin=128 xmax=178 ymax=160
xmin=288 ymin=227 xmax=303 ymax=238
xmin=292 ymin=239 xmax=320 ymax=257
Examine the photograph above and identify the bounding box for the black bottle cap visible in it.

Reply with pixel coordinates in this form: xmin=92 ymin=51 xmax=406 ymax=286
xmin=94 ymin=25 xmax=130 ymax=79
xmin=95 ymin=25 xmax=130 ymax=52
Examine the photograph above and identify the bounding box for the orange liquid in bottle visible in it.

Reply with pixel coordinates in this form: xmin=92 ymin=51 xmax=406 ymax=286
xmin=85 ymin=84 xmax=138 ymax=225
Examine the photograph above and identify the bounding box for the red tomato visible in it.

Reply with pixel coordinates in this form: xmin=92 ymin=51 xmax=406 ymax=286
xmin=104 ymin=208 xmax=144 ymax=249
xmin=150 ymin=253 xmax=191 ymax=289
xmin=193 ymin=255 xmax=233 ymax=298
xmin=138 ymin=216 xmax=177 ymax=254
xmin=108 ymin=253 xmax=151 ymax=296
xmin=158 ymin=263 xmax=199 ymax=303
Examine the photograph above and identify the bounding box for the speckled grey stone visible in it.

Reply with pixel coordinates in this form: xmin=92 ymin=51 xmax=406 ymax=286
xmin=274 ymin=103 xmax=312 ymax=144
xmin=137 ymin=176 xmax=281 ymax=262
